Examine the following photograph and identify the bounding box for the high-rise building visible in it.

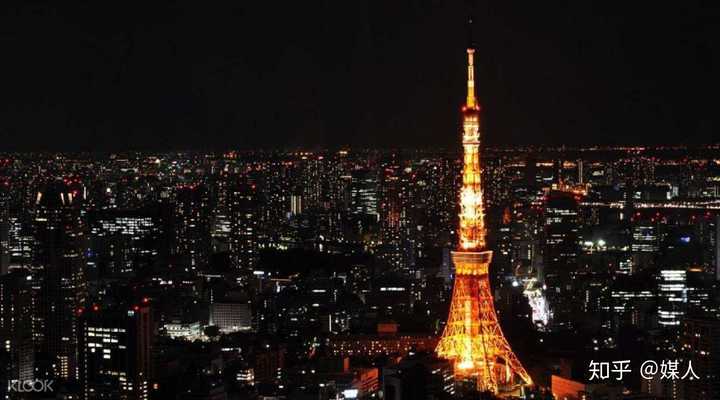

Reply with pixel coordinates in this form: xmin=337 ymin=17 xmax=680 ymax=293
xmin=7 ymin=215 xmax=35 ymax=271
xmin=543 ymin=190 xmax=580 ymax=330
xmin=209 ymin=302 xmax=252 ymax=333
xmin=716 ymin=215 xmax=720 ymax=281
xmin=173 ymin=185 xmax=211 ymax=271
xmin=79 ymin=302 xmax=153 ymax=400
xmin=89 ymin=208 xmax=166 ymax=277
xmin=435 ymin=44 xmax=531 ymax=394
xmin=210 ymin=171 xmax=233 ymax=253
xmin=299 ymin=156 xmax=323 ymax=211
xmin=0 ymin=269 xmax=34 ymax=380
xmin=378 ymin=163 xmax=408 ymax=271
xmin=0 ymin=186 xmax=10 ymax=275
xmin=657 ymin=269 xmax=687 ymax=327
xmin=543 ymin=191 xmax=579 ymax=276
xmin=290 ymin=193 xmax=303 ymax=216
xmin=383 ymin=355 xmax=454 ymax=400
xmin=657 ymin=229 xmax=705 ymax=328
xmin=350 ymin=168 xmax=379 ymax=221
xmin=632 ymin=222 xmax=659 ymax=253
xmin=494 ymin=207 xmax=513 ymax=279
xmin=681 ymin=316 xmax=720 ymax=399
xmin=34 ymin=179 xmax=88 ymax=381
xmin=606 ymin=283 xmax=654 ymax=333
xmin=229 ymin=178 xmax=259 ymax=277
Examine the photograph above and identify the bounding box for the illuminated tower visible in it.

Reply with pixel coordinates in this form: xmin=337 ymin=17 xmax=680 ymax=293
xmin=435 ymin=46 xmax=532 ymax=394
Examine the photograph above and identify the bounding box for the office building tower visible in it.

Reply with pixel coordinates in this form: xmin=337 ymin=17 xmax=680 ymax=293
xmin=0 ymin=269 xmax=34 ymax=380
xmin=209 ymin=302 xmax=252 ymax=333
xmin=543 ymin=190 xmax=579 ymax=329
xmin=716 ymin=215 xmax=720 ymax=281
xmin=34 ymin=179 xmax=88 ymax=380
xmin=0 ymin=187 xmax=10 ymax=275
xmin=350 ymin=169 xmax=379 ymax=221
xmin=89 ymin=208 xmax=166 ymax=277
xmin=229 ymin=178 xmax=259 ymax=276
xmin=80 ymin=302 xmax=153 ymax=400
xmin=383 ymin=355 xmax=454 ymax=400
xmin=681 ymin=317 xmax=720 ymax=399
xmin=657 ymin=269 xmax=687 ymax=327
xmin=173 ymin=185 xmax=211 ymax=271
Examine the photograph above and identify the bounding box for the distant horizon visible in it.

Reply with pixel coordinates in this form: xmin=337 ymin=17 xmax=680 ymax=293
xmin=2 ymin=142 xmax=720 ymax=155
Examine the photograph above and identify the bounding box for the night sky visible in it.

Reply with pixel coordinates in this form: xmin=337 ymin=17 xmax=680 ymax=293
xmin=1 ymin=1 xmax=718 ymax=151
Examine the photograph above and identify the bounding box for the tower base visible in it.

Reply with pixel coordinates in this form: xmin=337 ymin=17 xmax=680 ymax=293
xmin=436 ymin=250 xmax=532 ymax=394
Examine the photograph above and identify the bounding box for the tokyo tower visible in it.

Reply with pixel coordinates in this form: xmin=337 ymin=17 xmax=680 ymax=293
xmin=435 ymin=44 xmax=532 ymax=394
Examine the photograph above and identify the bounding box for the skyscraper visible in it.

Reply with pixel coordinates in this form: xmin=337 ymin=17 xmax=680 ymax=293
xmin=716 ymin=215 xmax=720 ymax=281
xmin=229 ymin=178 xmax=259 ymax=278
xmin=34 ymin=179 xmax=88 ymax=381
xmin=0 ymin=269 xmax=34 ymax=381
xmin=89 ymin=208 xmax=166 ymax=277
xmin=657 ymin=269 xmax=687 ymax=327
xmin=173 ymin=185 xmax=211 ymax=271
xmin=79 ymin=302 xmax=153 ymax=400
xmin=379 ymin=163 xmax=408 ymax=271
xmin=681 ymin=316 xmax=720 ymax=399
xmin=543 ymin=190 xmax=580 ymax=330
xmin=0 ymin=185 xmax=10 ymax=275
xmin=350 ymin=168 xmax=379 ymax=221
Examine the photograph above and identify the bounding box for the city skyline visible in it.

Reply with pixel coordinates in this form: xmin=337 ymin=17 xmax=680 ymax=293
xmin=2 ymin=3 xmax=720 ymax=400
xmin=2 ymin=137 xmax=720 ymax=399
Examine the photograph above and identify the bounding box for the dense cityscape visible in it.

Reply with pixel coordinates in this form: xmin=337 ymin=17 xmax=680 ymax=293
xmin=1 ymin=141 xmax=719 ymax=399
xmin=2 ymin=2 xmax=720 ymax=400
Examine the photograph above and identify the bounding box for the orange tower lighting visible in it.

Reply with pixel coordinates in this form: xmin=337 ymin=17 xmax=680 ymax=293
xmin=435 ymin=46 xmax=532 ymax=394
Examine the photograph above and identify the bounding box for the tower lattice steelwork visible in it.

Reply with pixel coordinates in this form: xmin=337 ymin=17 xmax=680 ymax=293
xmin=435 ymin=46 xmax=532 ymax=394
